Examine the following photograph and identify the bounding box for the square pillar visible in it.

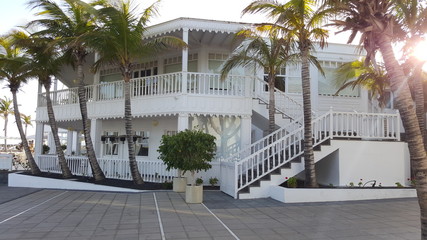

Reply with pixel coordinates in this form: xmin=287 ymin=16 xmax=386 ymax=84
xmin=34 ymin=122 xmax=44 ymax=156
xmin=66 ymin=130 xmax=74 ymax=156
xmin=90 ymin=119 xmax=103 ymax=157
xmin=178 ymin=113 xmax=189 ymax=132
xmin=181 ymin=28 xmax=189 ymax=94
xmin=240 ymin=115 xmax=252 ymax=151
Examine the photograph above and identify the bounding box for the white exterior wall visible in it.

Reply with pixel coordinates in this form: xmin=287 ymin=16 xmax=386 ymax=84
xmin=101 ymin=117 xmax=177 ymax=161
xmin=316 ymin=140 xmax=411 ymax=187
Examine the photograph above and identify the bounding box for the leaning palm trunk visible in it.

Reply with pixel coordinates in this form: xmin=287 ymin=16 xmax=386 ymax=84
xmin=412 ymin=64 xmax=426 ymax=151
xmin=76 ymin=63 xmax=105 ymax=181
xmin=123 ymin=78 xmax=143 ymax=184
xmin=11 ymin=90 xmax=41 ymax=175
xmin=378 ymin=34 xmax=427 ymax=239
xmin=43 ymin=82 xmax=72 ymax=178
xmin=301 ymin=48 xmax=318 ymax=187
xmin=268 ymin=73 xmax=276 ymax=135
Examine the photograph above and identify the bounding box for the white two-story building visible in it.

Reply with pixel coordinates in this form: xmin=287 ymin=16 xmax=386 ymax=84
xmin=33 ymin=18 xmax=410 ymax=199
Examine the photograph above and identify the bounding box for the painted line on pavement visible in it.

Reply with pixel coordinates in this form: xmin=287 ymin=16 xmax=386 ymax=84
xmin=202 ymin=203 xmax=240 ymax=240
xmin=153 ymin=193 xmax=166 ymax=240
xmin=0 ymin=191 xmax=68 ymax=225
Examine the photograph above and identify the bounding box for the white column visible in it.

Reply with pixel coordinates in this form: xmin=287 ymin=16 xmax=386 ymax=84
xmin=310 ymin=64 xmax=319 ymax=112
xmin=360 ymin=88 xmax=369 ymax=112
xmin=177 ymin=113 xmax=189 ymax=131
xmin=75 ymin=133 xmax=81 ymax=156
xmin=240 ymin=115 xmax=252 ymax=150
xmin=90 ymin=119 xmax=103 ymax=157
xmin=37 ymin=83 xmax=43 ymax=107
xmin=47 ymin=130 xmax=55 ymax=154
xmin=66 ymin=130 xmax=73 ymax=156
xmin=34 ymin=122 xmax=44 ymax=156
xmin=181 ymin=28 xmax=189 ymax=94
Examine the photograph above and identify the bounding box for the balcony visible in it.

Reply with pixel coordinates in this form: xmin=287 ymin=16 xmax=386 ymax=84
xmin=36 ymin=72 xmax=254 ymax=121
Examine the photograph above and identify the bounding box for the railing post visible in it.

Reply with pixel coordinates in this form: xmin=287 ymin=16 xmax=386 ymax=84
xmin=396 ymin=110 xmax=401 ymax=141
xmin=329 ymin=107 xmax=334 ymax=139
xmin=234 ymin=161 xmax=238 ymax=199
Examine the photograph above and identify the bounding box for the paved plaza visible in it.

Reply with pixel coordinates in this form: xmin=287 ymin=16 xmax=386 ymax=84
xmin=0 ymin=185 xmax=421 ymax=240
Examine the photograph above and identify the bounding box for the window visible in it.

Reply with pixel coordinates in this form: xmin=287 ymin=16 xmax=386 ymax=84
xmin=132 ymin=61 xmax=158 ymax=78
xmin=263 ymin=64 xmax=301 ymax=93
xmin=164 ymin=130 xmax=178 ymax=136
xmin=103 ymin=132 xmax=119 ymax=156
xmin=318 ymin=61 xmax=360 ymax=97
xmin=164 ymin=54 xmax=198 ymax=73
xmin=135 ymin=131 xmax=149 ymax=156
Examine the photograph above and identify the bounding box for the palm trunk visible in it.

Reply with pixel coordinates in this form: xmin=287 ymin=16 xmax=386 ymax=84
xmin=301 ymin=48 xmax=318 ymax=188
xmin=124 ymin=77 xmax=143 ymax=185
xmin=76 ymin=61 xmax=105 ymax=181
xmin=43 ymin=81 xmax=72 ymax=178
xmin=11 ymin=90 xmax=41 ymax=175
xmin=377 ymin=34 xmax=427 ymax=239
xmin=268 ymin=73 xmax=276 ymax=135
xmin=413 ymin=64 xmax=426 ymax=151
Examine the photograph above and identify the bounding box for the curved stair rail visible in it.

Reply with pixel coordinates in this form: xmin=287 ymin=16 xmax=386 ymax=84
xmin=231 ymin=109 xmax=401 ymax=198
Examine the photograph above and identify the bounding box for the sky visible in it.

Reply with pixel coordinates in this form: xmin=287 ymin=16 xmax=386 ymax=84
xmin=0 ymin=0 xmax=350 ymax=143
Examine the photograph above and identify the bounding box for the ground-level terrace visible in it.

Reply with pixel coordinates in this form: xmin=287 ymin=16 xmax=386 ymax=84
xmin=0 ymin=185 xmax=421 ymax=240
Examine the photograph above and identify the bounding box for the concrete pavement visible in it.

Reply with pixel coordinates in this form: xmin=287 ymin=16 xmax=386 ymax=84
xmin=0 ymin=185 xmax=421 ymax=240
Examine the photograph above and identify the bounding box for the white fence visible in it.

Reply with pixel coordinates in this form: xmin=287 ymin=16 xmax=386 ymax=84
xmin=36 ymin=156 xmax=222 ymax=184
xmin=36 ymin=156 xmax=177 ymax=183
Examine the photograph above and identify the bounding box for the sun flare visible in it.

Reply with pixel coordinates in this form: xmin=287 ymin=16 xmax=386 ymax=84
xmin=412 ymin=40 xmax=427 ymax=71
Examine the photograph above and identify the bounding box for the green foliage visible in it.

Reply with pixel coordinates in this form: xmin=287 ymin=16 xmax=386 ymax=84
xmin=42 ymin=144 xmax=50 ymax=154
xmin=287 ymin=177 xmax=297 ymax=188
xmin=395 ymin=182 xmax=404 ymax=188
xmin=196 ymin=178 xmax=203 ymax=186
xmin=158 ymin=129 xmax=216 ymax=177
xmin=61 ymin=145 xmax=67 ymax=151
xmin=209 ymin=177 xmax=219 ymax=186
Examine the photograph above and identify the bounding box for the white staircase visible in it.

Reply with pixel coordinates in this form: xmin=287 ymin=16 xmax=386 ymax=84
xmin=220 ymin=107 xmax=401 ymax=199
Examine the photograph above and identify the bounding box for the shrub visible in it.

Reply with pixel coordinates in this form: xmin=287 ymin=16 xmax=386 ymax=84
xmin=158 ymin=129 xmax=216 ymax=185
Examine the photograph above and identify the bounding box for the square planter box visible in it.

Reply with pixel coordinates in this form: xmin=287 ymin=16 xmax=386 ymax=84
xmin=173 ymin=177 xmax=187 ymax=193
xmin=185 ymin=185 xmax=203 ymax=203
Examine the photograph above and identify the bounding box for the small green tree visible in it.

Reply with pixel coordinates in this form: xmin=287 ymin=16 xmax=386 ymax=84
xmin=158 ymin=129 xmax=216 ymax=186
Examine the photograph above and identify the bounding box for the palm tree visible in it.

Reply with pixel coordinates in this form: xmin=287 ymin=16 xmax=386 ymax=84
xmin=92 ymin=0 xmax=185 ymax=184
xmin=0 ymin=96 xmax=13 ymax=152
xmin=221 ymin=29 xmax=292 ymax=134
xmin=28 ymin=0 xmax=106 ymax=181
xmin=394 ymin=0 xmax=427 ymax=149
xmin=334 ymin=59 xmax=390 ymax=108
xmin=14 ymin=32 xmax=73 ymax=178
xmin=319 ymin=0 xmax=427 ymax=237
xmin=20 ymin=114 xmax=33 ymax=138
xmin=243 ymin=0 xmax=329 ymax=187
xmin=0 ymin=34 xmax=41 ymax=175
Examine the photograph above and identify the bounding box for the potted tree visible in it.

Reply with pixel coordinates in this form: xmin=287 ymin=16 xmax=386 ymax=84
xmin=158 ymin=129 xmax=216 ymax=203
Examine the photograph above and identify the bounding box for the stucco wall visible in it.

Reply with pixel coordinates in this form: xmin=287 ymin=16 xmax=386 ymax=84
xmin=316 ymin=140 xmax=410 ymax=187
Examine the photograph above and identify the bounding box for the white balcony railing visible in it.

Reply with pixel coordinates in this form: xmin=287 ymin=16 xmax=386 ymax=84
xmin=38 ymin=72 xmax=250 ymax=107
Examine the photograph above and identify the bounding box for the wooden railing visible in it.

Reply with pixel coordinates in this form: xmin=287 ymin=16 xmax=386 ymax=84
xmin=38 ymin=72 xmax=249 ymax=107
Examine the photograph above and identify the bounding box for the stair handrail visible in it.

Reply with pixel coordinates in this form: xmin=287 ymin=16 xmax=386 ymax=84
xmin=234 ymin=109 xmax=402 ymax=197
xmin=235 ymin=111 xmax=333 ymax=194
xmin=254 ymin=78 xmax=306 ymax=121
xmin=224 ymin=118 xmax=303 ymax=162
